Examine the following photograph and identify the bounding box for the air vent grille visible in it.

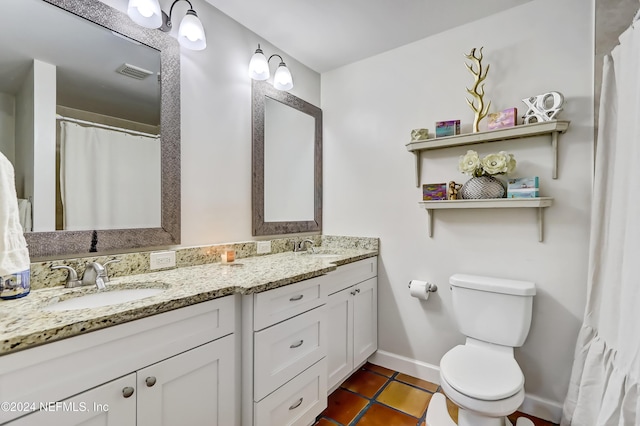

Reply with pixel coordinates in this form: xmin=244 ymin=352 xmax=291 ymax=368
xmin=116 ymin=63 xmax=153 ymax=80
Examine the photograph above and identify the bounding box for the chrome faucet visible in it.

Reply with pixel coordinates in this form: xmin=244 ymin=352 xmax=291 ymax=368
xmin=294 ymin=239 xmax=316 ymax=253
xmin=82 ymin=262 xmax=107 ymax=290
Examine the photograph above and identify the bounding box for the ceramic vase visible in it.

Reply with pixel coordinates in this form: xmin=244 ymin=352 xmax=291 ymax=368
xmin=459 ymin=176 xmax=505 ymax=199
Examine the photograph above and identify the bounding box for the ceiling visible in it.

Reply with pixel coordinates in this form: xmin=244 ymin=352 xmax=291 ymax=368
xmin=204 ymin=0 xmax=534 ymax=73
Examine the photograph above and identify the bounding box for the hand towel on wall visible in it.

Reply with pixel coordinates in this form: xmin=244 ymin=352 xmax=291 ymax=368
xmin=0 ymin=152 xmax=30 ymax=276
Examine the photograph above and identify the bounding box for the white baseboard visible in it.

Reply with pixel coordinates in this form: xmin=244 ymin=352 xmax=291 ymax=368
xmin=519 ymin=393 xmax=563 ymax=424
xmin=367 ymin=350 xmax=562 ymax=424
xmin=368 ymin=349 xmax=441 ymax=384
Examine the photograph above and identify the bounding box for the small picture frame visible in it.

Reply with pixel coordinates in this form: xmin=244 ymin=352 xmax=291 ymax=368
xmin=423 ymin=183 xmax=447 ymax=200
xmin=435 ymin=120 xmax=461 ymax=137
xmin=488 ymin=108 xmax=518 ymax=130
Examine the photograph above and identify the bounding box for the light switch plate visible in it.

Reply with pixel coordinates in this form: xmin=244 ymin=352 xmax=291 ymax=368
xmin=150 ymin=251 xmax=176 ymax=270
xmin=256 ymin=241 xmax=271 ymax=254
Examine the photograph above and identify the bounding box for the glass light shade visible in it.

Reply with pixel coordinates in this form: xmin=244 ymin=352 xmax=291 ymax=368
xmin=273 ymin=63 xmax=293 ymax=91
xmin=127 ymin=0 xmax=162 ymax=29
xmin=178 ymin=10 xmax=206 ymax=50
xmin=249 ymin=50 xmax=270 ymax=81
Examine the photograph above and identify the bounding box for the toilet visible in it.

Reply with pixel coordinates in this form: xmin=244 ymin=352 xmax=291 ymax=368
xmin=426 ymin=274 xmax=537 ymax=426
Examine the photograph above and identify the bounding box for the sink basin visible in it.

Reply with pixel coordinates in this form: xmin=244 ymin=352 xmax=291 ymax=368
xmin=43 ymin=288 xmax=164 ymax=312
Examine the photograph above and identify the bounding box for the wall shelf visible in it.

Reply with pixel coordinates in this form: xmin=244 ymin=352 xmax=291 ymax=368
xmin=419 ymin=197 xmax=554 ymax=242
xmin=406 ymin=120 xmax=570 ymax=187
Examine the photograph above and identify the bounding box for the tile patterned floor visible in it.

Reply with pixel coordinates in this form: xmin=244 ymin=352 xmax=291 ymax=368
xmin=315 ymin=363 xmax=558 ymax=426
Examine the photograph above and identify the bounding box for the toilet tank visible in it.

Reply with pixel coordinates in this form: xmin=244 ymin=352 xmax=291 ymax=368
xmin=449 ymin=274 xmax=536 ymax=347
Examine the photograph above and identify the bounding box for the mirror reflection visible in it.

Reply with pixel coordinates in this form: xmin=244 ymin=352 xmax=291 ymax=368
xmin=264 ymin=97 xmax=315 ymax=222
xmin=0 ymin=0 xmax=161 ymax=233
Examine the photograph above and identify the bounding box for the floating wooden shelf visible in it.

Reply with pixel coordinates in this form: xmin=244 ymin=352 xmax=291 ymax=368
xmin=406 ymin=120 xmax=570 ymax=187
xmin=419 ymin=197 xmax=554 ymax=242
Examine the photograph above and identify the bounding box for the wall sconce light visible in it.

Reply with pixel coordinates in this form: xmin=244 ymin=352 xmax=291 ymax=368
xmin=127 ymin=0 xmax=207 ymax=51
xmin=248 ymin=44 xmax=294 ymax=91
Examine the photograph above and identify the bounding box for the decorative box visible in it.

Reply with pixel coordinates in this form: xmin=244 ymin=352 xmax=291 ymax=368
xmin=488 ymin=108 xmax=518 ymax=130
xmin=423 ymin=183 xmax=447 ymax=200
xmin=507 ymin=176 xmax=539 ymax=198
xmin=410 ymin=128 xmax=430 ymax=141
xmin=435 ymin=120 xmax=461 ymax=137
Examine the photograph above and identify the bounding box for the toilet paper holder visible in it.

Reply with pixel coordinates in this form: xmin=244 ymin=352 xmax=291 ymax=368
xmin=408 ymin=281 xmax=438 ymax=292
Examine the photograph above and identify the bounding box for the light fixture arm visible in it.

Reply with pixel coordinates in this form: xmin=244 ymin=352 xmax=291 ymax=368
xmin=268 ymin=54 xmax=285 ymax=65
xmin=160 ymin=0 xmax=195 ymax=32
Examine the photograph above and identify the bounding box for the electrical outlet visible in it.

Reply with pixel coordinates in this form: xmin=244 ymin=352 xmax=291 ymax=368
xmin=256 ymin=241 xmax=271 ymax=254
xmin=150 ymin=251 xmax=176 ymax=270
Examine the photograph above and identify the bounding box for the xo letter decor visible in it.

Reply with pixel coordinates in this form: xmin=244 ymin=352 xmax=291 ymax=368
xmin=464 ymin=47 xmax=491 ymax=133
xmin=522 ymin=91 xmax=565 ymax=124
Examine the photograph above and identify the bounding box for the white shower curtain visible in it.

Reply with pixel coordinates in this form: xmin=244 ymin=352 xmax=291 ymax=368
xmin=60 ymin=121 xmax=161 ymax=231
xmin=562 ymin=22 xmax=640 ymax=425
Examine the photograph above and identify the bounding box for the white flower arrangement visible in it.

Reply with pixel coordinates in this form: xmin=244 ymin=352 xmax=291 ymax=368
xmin=458 ymin=150 xmax=516 ymax=177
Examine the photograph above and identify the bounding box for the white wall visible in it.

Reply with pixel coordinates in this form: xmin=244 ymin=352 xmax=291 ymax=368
xmin=321 ymin=0 xmax=593 ymax=422
xmin=0 ymin=92 xmax=15 ymax=163
xmin=100 ymin=0 xmax=321 ymax=245
xmin=32 ymin=60 xmax=57 ymax=232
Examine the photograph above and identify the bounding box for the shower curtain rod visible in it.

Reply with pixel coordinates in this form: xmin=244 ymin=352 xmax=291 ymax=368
xmin=56 ymin=114 xmax=160 ymax=139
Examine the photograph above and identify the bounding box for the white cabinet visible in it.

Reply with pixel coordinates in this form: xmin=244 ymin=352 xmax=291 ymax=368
xmin=243 ymin=274 xmax=328 ymax=426
xmin=325 ymin=258 xmax=378 ymax=392
xmin=2 ymin=296 xmax=238 ymax=426
xmin=9 ymin=374 xmax=137 ymax=426
xmin=137 ymin=335 xmax=236 ymax=426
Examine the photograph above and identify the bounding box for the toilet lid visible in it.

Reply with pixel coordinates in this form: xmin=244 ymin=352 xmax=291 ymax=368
xmin=440 ymin=345 xmax=524 ymax=401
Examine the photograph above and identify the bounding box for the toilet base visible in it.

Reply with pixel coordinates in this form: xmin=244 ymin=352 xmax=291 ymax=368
xmin=426 ymin=393 xmax=535 ymax=426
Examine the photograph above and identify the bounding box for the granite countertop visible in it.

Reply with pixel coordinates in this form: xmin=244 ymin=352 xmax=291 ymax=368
xmin=0 ymin=248 xmax=377 ymax=356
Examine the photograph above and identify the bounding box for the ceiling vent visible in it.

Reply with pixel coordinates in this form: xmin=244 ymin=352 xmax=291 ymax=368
xmin=116 ymin=63 xmax=154 ymax=80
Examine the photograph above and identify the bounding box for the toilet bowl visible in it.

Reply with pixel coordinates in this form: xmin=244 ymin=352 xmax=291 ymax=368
xmin=440 ymin=343 xmax=525 ymax=418
xmin=425 ymin=274 xmax=536 ymax=426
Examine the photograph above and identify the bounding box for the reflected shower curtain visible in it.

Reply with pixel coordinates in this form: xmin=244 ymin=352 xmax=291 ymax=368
xmin=60 ymin=121 xmax=161 ymax=231
xmin=562 ymin=22 xmax=640 ymax=425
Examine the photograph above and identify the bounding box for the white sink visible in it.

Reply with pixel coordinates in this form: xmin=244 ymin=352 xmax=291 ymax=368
xmin=43 ymin=288 xmax=164 ymax=312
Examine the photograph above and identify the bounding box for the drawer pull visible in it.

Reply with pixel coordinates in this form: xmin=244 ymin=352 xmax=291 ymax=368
xmin=290 ymin=340 xmax=304 ymax=349
xmin=122 ymin=387 xmax=135 ymax=398
xmin=289 ymin=294 xmax=304 ymax=302
xmin=289 ymin=397 xmax=304 ymax=410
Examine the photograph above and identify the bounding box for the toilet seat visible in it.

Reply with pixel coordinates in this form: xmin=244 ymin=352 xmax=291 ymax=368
xmin=440 ymin=345 xmax=524 ymax=400
xmin=440 ymin=372 xmax=525 ymax=418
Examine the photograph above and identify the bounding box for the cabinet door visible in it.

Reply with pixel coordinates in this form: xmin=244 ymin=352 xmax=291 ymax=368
xmin=137 ymin=334 xmax=236 ymax=426
xmin=353 ymin=277 xmax=378 ymax=367
xmin=8 ymin=374 xmax=136 ymax=426
xmin=326 ymin=287 xmax=353 ymax=391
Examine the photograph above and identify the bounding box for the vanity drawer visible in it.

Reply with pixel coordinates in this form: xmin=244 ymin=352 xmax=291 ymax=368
xmin=254 ymin=359 xmax=327 ymax=426
xmin=254 ymin=306 xmax=326 ymax=401
xmin=323 ymin=257 xmax=377 ymax=296
xmin=254 ymin=275 xmax=327 ymax=331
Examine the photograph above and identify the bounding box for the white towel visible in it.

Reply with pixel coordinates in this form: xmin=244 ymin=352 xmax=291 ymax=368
xmin=17 ymin=199 xmax=32 ymax=233
xmin=0 ymin=152 xmax=30 ymax=276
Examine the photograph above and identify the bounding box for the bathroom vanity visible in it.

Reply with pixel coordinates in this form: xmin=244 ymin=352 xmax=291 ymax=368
xmin=0 ymin=247 xmax=378 ymax=425
xmin=1 ymin=297 xmax=237 ymax=425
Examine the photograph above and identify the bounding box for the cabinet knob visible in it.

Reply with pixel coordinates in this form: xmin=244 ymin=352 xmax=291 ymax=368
xmin=122 ymin=387 xmax=135 ymax=398
xmin=289 ymin=397 xmax=303 ymax=410
xmin=355 ymin=288 xmax=361 ymax=293
xmin=350 ymin=290 xmax=357 ymax=296
xmin=145 ymin=376 xmax=157 ymax=387
xmin=289 ymin=294 xmax=304 ymax=302
xmin=289 ymin=340 xmax=304 ymax=349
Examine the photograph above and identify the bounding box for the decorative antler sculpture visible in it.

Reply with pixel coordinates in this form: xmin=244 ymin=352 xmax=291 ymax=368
xmin=464 ymin=47 xmax=491 ymax=133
